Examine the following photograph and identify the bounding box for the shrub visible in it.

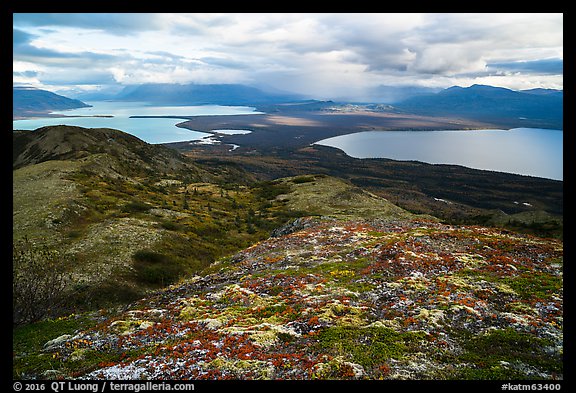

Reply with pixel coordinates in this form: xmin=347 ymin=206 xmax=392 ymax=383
xmin=159 ymin=220 xmax=184 ymax=231
xmin=13 ymin=239 xmax=71 ymax=326
xmin=121 ymin=200 xmax=151 ymax=213
xmin=291 ymin=175 xmax=316 ymax=184
xmin=132 ymin=249 xmax=184 ymax=286
xmin=253 ymin=181 xmax=291 ymax=200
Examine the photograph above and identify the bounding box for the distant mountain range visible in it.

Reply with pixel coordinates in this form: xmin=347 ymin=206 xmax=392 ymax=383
xmin=114 ymin=83 xmax=302 ymax=105
xmin=394 ymin=84 xmax=563 ymax=129
xmin=14 ymin=83 xmax=563 ymax=129
xmin=13 ymin=86 xmax=91 ymax=118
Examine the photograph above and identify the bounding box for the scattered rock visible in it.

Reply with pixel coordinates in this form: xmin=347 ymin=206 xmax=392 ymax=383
xmin=43 ymin=334 xmax=72 ymax=351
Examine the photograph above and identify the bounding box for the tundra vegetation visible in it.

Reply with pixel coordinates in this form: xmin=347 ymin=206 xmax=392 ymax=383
xmin=13 ymin=126 xmax=562 ymax=380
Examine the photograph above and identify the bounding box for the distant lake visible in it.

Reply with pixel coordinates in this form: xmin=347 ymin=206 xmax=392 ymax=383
xmin=12 ymin=101 xmax=261 ymax=144
xmin=315 ymin=128 xmax=563 ymax=181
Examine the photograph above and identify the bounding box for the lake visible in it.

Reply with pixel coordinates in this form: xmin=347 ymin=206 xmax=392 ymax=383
xmin=12 ymin=101 xmax=261 ymax=144
xmin=315 ymin=128 xmax=563 ymax=181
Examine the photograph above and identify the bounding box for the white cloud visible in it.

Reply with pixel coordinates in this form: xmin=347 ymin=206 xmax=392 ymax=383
xmin=409 ymin=43 xmax=488 ymax=75
xmin=13 ymin=13 xmax=563 ymax=98
xmin=13 ymin=60 xmax=44 ymax=73
xmin=109 ymin=61 xmax=248 ymax=85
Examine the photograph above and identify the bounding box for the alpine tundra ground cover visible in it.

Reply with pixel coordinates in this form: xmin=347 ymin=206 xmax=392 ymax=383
xmin=14 ymin=217 xmax=563 ymax=380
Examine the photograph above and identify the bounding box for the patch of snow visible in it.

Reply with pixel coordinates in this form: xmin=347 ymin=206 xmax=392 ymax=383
xmin=212 ymin=129 xmax=252 ymax=135
xmin=191 ymin=136 xmax=221 ymax=145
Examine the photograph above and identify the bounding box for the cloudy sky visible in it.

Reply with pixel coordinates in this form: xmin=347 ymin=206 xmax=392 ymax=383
xmin=13 ymin=13 xmax=563 ymax=101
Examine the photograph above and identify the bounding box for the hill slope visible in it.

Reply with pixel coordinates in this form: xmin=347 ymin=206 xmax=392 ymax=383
xmin=13 ymin=126 xmax=246 ymax=319
xmin=13 ymin=125 xmax=203 ymax=178
xmin=12 ymin=127 xmax=421 ymax=324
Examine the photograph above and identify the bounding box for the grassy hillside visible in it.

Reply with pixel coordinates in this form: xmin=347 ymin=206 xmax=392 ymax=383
xmin=13 ymin=129 xmax=421 ymax=322
xmin=13 ymin=125 xmax=563 ymax=381
xmin=180 ymin=145 xmax=563 ymax=239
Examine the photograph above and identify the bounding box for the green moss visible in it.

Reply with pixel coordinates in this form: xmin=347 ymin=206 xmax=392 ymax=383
xmin=248 ymin=330 xmax=279 ymax=348
xmin=252 ymin=304 xmax=290 ymax=319
xmin=178 ymin=307 xmax=195 ymax=321
xmin=455 ymin=364 xmax=535 ymax=380
xmin=317 ymin=326 xmax=426 ymax=370
xmin=457 ymin=264 xmax=561 ymax=302
xmin=108 ymin=319 xmax=153 ymax=335
xmin=13 ymin=315 xmax=95 ymax=379
xmin=344 ymin=280 xmax=377 ymax=293
xmin=455 ymin=328 xmax=562 ymax=377
xmin=502 ymin=272 xmax=562 ymax=301
xmin=506 ymin=301 xmax=537 ymax=315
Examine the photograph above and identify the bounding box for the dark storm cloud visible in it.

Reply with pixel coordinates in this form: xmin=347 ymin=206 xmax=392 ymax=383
xmin=14 ymin=27 xmax=126 ymax=65
xmin=13 ymin=28 xmax=35 ymax=45
xmin=14 ymin=27 xmax=82 ymax=61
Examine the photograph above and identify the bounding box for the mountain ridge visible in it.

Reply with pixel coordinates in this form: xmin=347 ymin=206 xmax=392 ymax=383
xmin=13 ymin=86 xmax=91 ymax=118
xmin=395 ymin=84 xmax=563 ymax=129
xmin=114 ymin=83 xmax=302 ymax=105
xmin=14 ymin=83 xmax=563 ymax=131
xmin=12 ymin=125 xmax=200 ymax=177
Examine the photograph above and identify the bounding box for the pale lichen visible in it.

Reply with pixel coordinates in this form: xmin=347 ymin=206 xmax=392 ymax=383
xmin=207 ymin=358 xmax=275 ymax=379
xmin=312 ymin=356 xmax=366 ymax=379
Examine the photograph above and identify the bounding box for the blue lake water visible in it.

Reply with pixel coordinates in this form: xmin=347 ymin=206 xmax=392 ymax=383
xmin=315 ymin=128 xmax=563 ymax=181
xmin=12 ymin=101 xmax=261 ymax=144
xmin=14 ymin=104 xmax=563 ymax=181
